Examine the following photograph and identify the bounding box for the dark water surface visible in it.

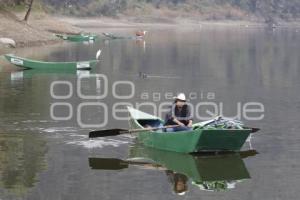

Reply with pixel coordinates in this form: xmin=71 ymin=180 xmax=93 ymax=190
xmin=0 ymin=27 xmax=300 ymax=200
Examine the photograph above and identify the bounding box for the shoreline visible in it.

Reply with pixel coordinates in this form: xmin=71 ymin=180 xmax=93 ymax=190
xmin=60 ymin=16 xmax=300 ymax=29
xmin=0 ymin=9 xmax=81 ymax=54
xmin=1 ymin=11 xmax=300 ymax=54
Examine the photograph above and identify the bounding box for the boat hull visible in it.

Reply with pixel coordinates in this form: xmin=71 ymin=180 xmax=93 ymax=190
xmin=129 ymin=118 xmax=251 ymax=153
xmin=56 ymin=34 xmax=98 ymax=42
xmin=4 ymin=54 xmax=98 ymax=70
xmin=102 ymin=33 xmax=132 ymax=40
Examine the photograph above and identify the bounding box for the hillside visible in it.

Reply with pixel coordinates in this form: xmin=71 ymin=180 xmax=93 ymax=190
xmin=1 ymin=0 xmax=300 ymax=24
xmin=1 ymin=0 xmax=299 ymax=54
xmin=0 ymin=8 xmax=81 ymax=56
xmin=43 ymin=0 xmax=300 ymax=23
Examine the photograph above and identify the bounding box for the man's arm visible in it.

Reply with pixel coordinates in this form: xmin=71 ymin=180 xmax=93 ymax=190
xmin=186 ymin=106 xmax=193 ymax=127
xmin=187 ymin=120 xmax=193 ymax=127
xmin=173 ymin=118 xmax=185 ymax=127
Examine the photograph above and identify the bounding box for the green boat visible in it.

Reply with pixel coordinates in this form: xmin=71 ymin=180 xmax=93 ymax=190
xmin=4 ymin=52 xmax=100 ymax=70
xmin=55 ymin=33 xmax=98 ymax=42
xmin=127 ymin=107 xmax=253 ymax=153
xmin=102 ymin=32 xmax=133 ymax=40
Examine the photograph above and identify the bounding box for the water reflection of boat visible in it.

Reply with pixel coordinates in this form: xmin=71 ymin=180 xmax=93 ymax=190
xmin=89 ymin=145 xmax=257 ymax=194
xmin=10 ymin=69 xmax=92 ymax=81
xmin=134 ymin=146 xmax=257 ymax=193
xmin=129 ymin=146 xmax=253 ymax=183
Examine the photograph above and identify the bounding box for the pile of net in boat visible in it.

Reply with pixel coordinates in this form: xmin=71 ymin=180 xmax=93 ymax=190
xmin=201 ymin=116 xmax=244 ymax=130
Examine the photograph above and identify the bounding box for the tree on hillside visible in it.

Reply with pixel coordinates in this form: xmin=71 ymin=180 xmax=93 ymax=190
xmin=24 ymin=0 xmax=34 ymax=21
xmin=0 ymin=0 xmax=25 ymax=6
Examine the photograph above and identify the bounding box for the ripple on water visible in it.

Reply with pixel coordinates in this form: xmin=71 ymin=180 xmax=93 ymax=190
xmin=66 ymin=138 xmax=130 ymax=149
xmin=42 ymin=127 xmax=79 ymax=133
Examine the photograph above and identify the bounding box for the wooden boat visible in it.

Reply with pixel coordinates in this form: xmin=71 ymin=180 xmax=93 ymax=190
xmin=127 ymin=107 xmax=253 ymax=153
xmin=4 ymin=53 xmax=100 ymax=70
xmin=55 ymin=33 xmax=98 ymax=42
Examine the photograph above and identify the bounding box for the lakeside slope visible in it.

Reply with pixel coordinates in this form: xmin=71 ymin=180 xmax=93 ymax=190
xmin=0 ymin=8 xmax=80 ymax=54
xmin=1 ymin=7 xmax=299 ymax=55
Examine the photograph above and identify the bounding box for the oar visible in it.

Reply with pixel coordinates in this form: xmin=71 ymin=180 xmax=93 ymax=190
xmin=239 ymin=149 xmax=258 ymax=159
xmin=89 ymin=157 xmax=129 ymax=170
xmin=244 ymin=127 xmax=260 ymax=133
xmin=89 ymin=157 xmax=162 ymax=170
xmin=251 ymin=127 xmax=260 ymax=133
xmin=89 ymin=125 xmax=180 ymax=138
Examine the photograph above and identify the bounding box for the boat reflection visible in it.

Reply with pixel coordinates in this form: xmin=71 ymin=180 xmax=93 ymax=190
xmin=89 ymin=146 xmax=257 ymax=194
xmin=10 ymin=69 xmax=92 ymax=81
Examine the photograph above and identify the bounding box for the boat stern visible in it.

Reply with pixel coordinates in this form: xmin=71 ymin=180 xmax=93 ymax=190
xmin=195 ymin=129 xmax=252 ymax=152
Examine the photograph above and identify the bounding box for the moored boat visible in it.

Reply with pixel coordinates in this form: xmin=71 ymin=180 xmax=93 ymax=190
xmin=102 ymin=32 xmax=132 ymax=40
xmin=127 ymin=107 xmax=253 ymax=153
xmin=4 ymin=53 xmax=100 ymax=70
xmin=55 ymin=33 xmax=98 ymax=42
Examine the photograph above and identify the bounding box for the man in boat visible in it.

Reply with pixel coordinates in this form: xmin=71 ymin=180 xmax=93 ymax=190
xmin=164 ymin=93 xmax=193 ymax=132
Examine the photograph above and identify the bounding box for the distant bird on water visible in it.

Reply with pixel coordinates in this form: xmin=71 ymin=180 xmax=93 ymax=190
xmin=135 ymin=30 xmax=147 ymax=37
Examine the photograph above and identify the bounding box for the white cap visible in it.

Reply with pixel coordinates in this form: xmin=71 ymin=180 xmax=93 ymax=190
xmin=174 ymin=93 xmax=186 ymax=101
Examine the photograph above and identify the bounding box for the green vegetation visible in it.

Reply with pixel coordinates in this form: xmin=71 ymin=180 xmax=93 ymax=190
xmin=1 ymin=0 xmax=300 ymax=22
xmin=0 ymin=0 xmax=43 ymax=13
xmin=0 ymin=133 xmax=47 ymax=198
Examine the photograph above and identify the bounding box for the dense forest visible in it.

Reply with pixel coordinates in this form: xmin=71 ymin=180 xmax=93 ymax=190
xmin=1 ymin=0 xmax=300 ymax=22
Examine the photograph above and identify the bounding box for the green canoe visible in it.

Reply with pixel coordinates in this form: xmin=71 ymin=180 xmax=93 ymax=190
xmin=102 ymin=32 xmax=133 ymax=40
xmin=127 ymin=107 xmax=252 ymax=153
xmin=55 ymin=33 xmax=98 ymax=42
xmin=4 ymin=54 xmax=99 ymax=70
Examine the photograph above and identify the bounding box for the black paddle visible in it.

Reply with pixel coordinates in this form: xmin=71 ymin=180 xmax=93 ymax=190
xmin=89 ymin=157 xmax=129 ymax=170
xmin=89 ymin=128 xmax=128 ymax=138
xmin=239 ymin=149 xmax=259 ymax=159
xmin=89 ymin=125 xmax=260 ymax=138
xmin=244 ymin=127 xmax=260 ymax=133
xmin=89 ymin=125 xmax=180 ymax=138
xmin=88 ymin=157 xmax=162 ymax=170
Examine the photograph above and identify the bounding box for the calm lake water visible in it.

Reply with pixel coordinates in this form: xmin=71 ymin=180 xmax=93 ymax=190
xmin=0 ymin=26 xmax=300 ymax=200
